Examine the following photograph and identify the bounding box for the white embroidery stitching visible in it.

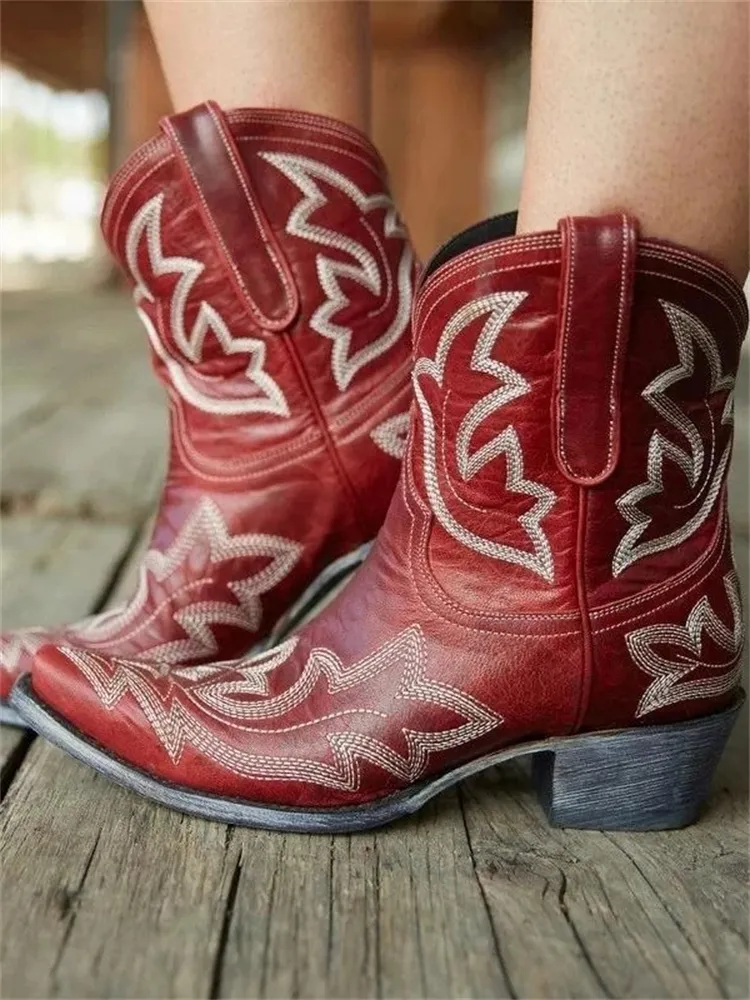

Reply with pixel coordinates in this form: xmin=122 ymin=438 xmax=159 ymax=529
xmin=71 ymin=498 xmax=302 ymax=663
xmin=413 ymin=292 xmax=557 ymax=582
xmin=613 ymin=302 xmax=735 ymax=576
xmin=370 ymin=412 xmax=410 ymax=459
xmin=0 ymin=627 xmax=49 ymax=673
xmin=627 ymin=571 xmax=744 ymax=717
xmin=61 ymin=625 xmax=503 ymax=790
xmin=261 ymin=153 xmax=413 ymax=391
xmin=127 ymin=193 xmax=290 ymax=417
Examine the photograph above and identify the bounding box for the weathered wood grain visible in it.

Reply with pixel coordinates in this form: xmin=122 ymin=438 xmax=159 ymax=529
xmin=0 ymin=727 xmax=33 ymax=795
xmin=461 ymin=760 xmax=748 ymax=1000
xmin=0 ymin=514 xmax=140 ymax=797
xmin=372 ymin=795 xmax=512 ymax=1000
xmin=0 ymin=383 xmax=52 ymax=434
xmin=1 ymin=745 xmax=240 ymax=999
xmin=2 ymin=289 xmax=165 ymax=519
xmin=0 ymin=508 xmax=238 ymax=1000
xmin=2 ymin=517 xmax=133 ymax=631
xmin=218 ymin=795 xmax=513 ymax=1000
xmin=1 ymin=397 xmax=165 ymax=520
xmin=0 ymin=286 xmax=238 ymax=997
xmin=1 ymin=290 xmax=144 ymax=400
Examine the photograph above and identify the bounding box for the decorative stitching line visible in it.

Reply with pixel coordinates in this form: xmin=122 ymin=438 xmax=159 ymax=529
xmin=403 ymin=457 xmax=580 ymax=633
xmin=421 ymin=237 xmax=562 ymax=293
xmin=328 ymin=361 xmax=412 ymax=433
xmin=228 ymin=109 xmax=386 ymax=165
xmin=370 ymin=412 xmax=410 ymax=459
xmin=637 ymin=269 xmax=746 ymax=340
xmin=612 ymin=300 xmax=735 ymax=576
xmin=556 ymin=217 xmax=577 ymax=476
xmin=416 ymin=243 xmax=746 ymax=346
xmin=261 ymin=151 xmax=413 ymax=391
xmin=237 ymin=136 xmax=382 ymax=179
xmin=413 ymin=291 xmax=557 ymax=583
xmin=163 ymin=116 xmax=287 ymax=330
xmin=71 ymin=497 xmax=303 ymax=661
xmin=165 ymin=388 xmax=323 ymax=484
xmin=204 ymin=104 xmax=296 ymax=324
xmin=627 ymin=570 xmax=744 ymax=717
xmin=126 ymin=193 xmax=290 ymax=417
xmin=414 ymin=258 xmax=562 ymax=347
xmin=640 ymin=247 xmax=747 ymax=312
xmin=606 ymin=214 xmax=631 ymax=470
xmin=107 ymin=106 xmax=388 ymax=235
xmin=440 ymin=398 xmax=495 ymax=516
xmin=591 ymin=515 xmax=728 ymax=619
xmin=556 ymin=216 xmax=631 ymax=480
xmin=64 ymin=625 xmax=505 ymax=789
xmin=73 ymin=579 xmax=210 ymax=650
xmin=416 ymin=245 xmax=561 ymax=328
xmin=593 ymin=528 xmax=732 ymax=634
xmin=110 ymin=157 xmax=170 ymax=250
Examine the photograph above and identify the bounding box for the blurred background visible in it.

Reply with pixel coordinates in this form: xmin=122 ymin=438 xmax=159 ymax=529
xmin=0 ymin=0 xmax=531 ymax=291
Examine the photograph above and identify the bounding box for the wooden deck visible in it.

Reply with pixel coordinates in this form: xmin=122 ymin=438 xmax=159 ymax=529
xmin=1 ymin=288 xmax=748 ymax=1000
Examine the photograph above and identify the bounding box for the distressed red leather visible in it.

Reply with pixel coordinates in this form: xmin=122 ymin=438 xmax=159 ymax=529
xmin=0 ymin=101 xmax=415 ymax=710
xmin=27 ymin=216 xmax=746 ymax=812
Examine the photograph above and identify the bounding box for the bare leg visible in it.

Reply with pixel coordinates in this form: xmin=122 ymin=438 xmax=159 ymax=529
xmin=518 ymin=0 xmax=748 ymax=281
xmin=144 ymin=0 xmax=371 ymax=133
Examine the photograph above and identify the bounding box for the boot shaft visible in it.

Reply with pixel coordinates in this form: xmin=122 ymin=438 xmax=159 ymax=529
xmin=101 ymin=102 xmax=414 ymax=452
xmin=100 ymin=102 xmax=415 ymax=544
xmin=410 ymin=215 xmax=746 ymax=616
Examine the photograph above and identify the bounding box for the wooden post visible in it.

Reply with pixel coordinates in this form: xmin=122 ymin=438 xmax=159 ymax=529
xmin=105 ymin=0 xmax=137 ymax=173
xmin=120 ymin=4 xmax=171 ymax=159
xmin=371 ymin=1 xmax=510 ymax=261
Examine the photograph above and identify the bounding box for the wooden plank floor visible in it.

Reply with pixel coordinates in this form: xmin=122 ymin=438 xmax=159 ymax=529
xmin=1 ymin=289 xmax=748 ymax=1000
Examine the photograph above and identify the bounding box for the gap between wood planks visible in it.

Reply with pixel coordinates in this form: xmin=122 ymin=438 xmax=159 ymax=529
xmin=0 ymin=512 xmax=153 ymax=798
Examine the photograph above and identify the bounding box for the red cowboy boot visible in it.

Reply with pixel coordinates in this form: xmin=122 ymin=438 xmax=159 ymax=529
xmin=16 ymin=214 xmax=746 ymax=833
xmin=0 ymin=101 xmax=415 ymax=726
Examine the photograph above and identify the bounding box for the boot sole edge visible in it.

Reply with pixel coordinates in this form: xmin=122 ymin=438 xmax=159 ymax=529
xmin=0 ymin=700 xmax=26 ymax=729
xmin=10 ymin=675 xmax=743 ymax=834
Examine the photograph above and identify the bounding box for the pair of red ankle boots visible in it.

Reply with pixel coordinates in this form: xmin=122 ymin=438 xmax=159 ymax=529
xmin=3 ymin=102 xmax=745 ymax=833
